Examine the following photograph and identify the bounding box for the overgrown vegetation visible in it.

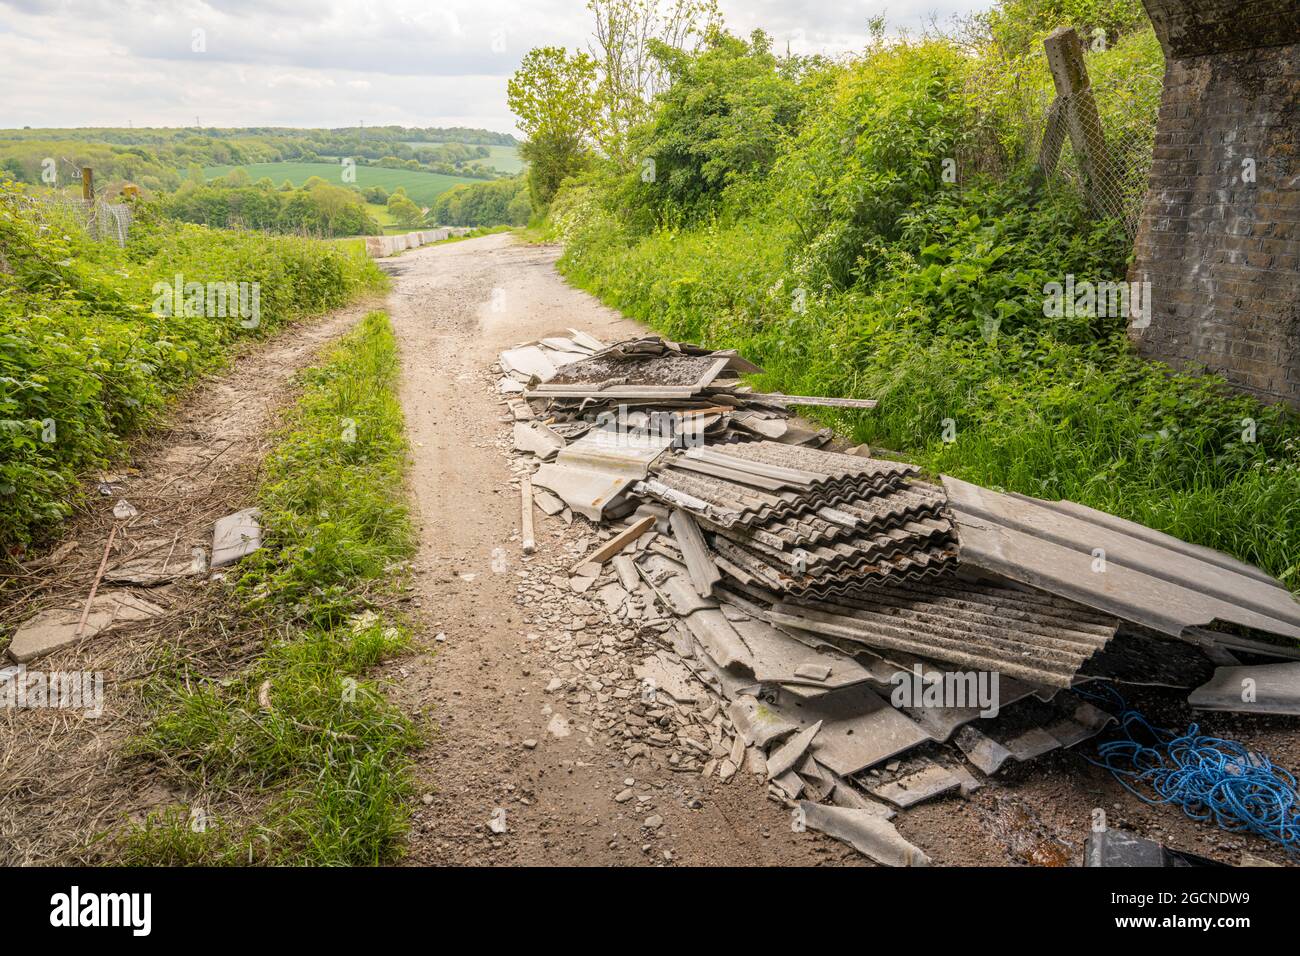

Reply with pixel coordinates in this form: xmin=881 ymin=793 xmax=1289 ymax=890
xmin=428 ymin=175 xmax=532 ymax=227
xmin=0 ymin=181 xmax=387 ymax=551
xmin=118 ymin=312 xmax=420 ymax=865
xmin=521 ymin=1 xmax=1300 ymax=582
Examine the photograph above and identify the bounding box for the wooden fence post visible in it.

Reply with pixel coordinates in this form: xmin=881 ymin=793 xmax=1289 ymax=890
xmin=81 ymin=166 xmax=94 ymax=201
xmin=1041 ymin=27 xmax=1120 ymax=217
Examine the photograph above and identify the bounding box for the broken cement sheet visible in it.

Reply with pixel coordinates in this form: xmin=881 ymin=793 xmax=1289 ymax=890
xmin=513 ymin=421 xmax=565 ymax=460
xmin=869 ymin=761 xmax=980 ymax=809
xmin=532 ymin=486 xmax=566 ymax=516
xmin=953 ymin=692 xmax=1115 ymax=775
xmin=212 ymin=508 xmax=262 ymax=568
xmin=499 ymin=345 xmax=559 ymax=381
xmin=798 ymin=800 xmax=930 ymax=867
xmin=727 ymin=613 xmax=875 ymax=693
xmin=766 ymin=720 xmax=822 ymax=779
xmin=634 ymin=650 xmax=704 ymax=704
xmin=532 ymin=428 xmax=673 ymax=521
xmin=104 ymin=537 xmax=188 ymax=586
xmin=778 ymin=683 xmax=931 ymax=777
xmin=728 ymin=694 xmax=800 ymax=748
xmin=1188 ymin=662 xmax=1300 ymax=716
xmin=668 ymin=509 xmax=721 ymax=598
xmin=9 ymin=591 xmax=166 ymax=663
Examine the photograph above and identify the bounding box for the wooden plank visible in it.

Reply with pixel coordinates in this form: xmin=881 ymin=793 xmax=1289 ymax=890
xmin=520 ymin=475 xmax=536 ymax=555
xmin=569 ymin=515 xmax=655 ymax=573
xmin=745 ymin=393 xmax=878 ymax=410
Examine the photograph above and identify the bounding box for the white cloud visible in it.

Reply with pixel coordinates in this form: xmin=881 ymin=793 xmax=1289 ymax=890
xmin=0 ymin=0 xmax=989 ymax=132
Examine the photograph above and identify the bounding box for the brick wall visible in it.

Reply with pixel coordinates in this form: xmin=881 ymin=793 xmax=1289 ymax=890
xmin=1130 ymin=1 xmax=1300 ymax=408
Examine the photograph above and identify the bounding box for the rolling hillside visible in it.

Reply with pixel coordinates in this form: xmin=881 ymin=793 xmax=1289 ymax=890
xmin=201 ymin=162 xmax=483 ymax=206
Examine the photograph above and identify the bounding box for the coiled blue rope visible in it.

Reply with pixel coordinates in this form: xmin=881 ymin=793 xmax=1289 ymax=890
xmin=1077 ymin=683 xmax=1300 ymax=856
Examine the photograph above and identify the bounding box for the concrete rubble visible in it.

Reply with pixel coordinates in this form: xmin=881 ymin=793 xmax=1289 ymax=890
xmin=494 ymin=331 xmax=1300 ymax=866
xmin=7 ymin=507 xmax=267 ymax=665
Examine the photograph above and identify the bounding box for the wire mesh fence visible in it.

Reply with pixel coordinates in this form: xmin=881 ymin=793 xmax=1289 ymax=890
xmin=1045 ymin=87 xmax=1154 ymax=239
xmin=955 ymin=44 xmax=1157 ymax=242
xmin=31 ymin=193 xmax=134 ymax=246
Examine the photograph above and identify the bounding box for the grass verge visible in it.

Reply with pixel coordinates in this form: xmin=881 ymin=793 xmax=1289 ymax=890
xmin=115 ymin=310 xmax=421 ymax=865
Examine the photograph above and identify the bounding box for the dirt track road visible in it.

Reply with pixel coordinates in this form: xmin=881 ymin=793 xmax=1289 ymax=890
xmin=379 ymin=234 xmax=852 ymax=866
xmin=379 ymin=234 xmax=1300 ymax=869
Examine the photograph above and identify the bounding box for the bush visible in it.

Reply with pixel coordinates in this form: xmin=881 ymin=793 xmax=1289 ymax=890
xmin=545 ymin=12 xmax=1300 ymax=584
xmin=0 ymin=183 xmax=387 ymax=550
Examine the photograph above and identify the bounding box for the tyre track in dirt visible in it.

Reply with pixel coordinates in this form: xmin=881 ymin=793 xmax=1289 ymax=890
xmin=0 ymin=298 xmax=383 ymax=864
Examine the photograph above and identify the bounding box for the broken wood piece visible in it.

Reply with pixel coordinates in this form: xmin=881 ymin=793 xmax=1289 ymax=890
xmin=668 ymin=509 xmax=721 ymax=598
xmin=77 ymin=525 xmax=118 ymax=638
xmin=744 ymin=393 xmax=878 ymax=410
xmin=520 ymin=475 xmax=536 ymax=554
xmin=569 ymin=515 xmax=655 ymax=573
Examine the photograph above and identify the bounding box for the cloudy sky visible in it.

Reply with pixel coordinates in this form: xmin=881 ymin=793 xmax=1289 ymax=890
xmin=0 ymin=0 xmax=986 ymax=134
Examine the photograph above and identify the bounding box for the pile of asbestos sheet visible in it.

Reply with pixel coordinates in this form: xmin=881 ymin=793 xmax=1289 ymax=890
xmin=501 ymin=331 xmax=1300 ymax=866
xmin=497 ymin=333 xmax=879 ymax=523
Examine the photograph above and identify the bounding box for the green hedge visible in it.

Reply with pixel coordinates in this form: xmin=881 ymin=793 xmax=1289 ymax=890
xmin=0 ymin=183 xmax=388 ymax=549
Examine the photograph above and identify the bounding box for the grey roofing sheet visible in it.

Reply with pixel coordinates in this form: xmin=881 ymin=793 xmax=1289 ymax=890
xmin=767 ymin=575 xmax=1119 ymax=688
xmin=644 ymin=467 xmax=911 ymax=528
xmin=710 ymin=516 xmax=955 ymax=575
xmin=711 ymin=441 xmax=917 ymax=481
xmin=714 ymin=537 xmax=959 ymax=597
xmin=943 ymin=476 xmax=1300 ymax=641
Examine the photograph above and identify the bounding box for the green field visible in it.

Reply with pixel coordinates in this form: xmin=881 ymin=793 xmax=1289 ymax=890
xmin=201 ymin=162 xmax=483 ymax=206
xmin=400 ymin=142 xmax=523 ymax=174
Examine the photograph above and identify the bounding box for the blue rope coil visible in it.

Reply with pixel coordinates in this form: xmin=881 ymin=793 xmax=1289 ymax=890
xmin=1078 ymin=683 xmax=1300 ymax=856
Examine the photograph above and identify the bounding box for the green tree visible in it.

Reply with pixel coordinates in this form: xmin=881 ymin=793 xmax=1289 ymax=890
xmin=627 ymin=28 xmax=803 ymax=221
xmin=508 ymin=46 xmax=600 ymax=206
xmin=388 ymin=195 xmax=422 ymax=227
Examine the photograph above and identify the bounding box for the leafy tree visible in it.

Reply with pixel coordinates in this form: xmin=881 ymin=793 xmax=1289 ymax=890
xmin=1 ymin=156 xmax=25 ymax=182
xmin=626 ymin=28 xmax=803 ymax=221
xmin=508 ymin=46 xmax=600 ymax=206
xmin=586 ymin=0 xmax=720 ymax=165
xmin=388 ymin=195 xmax=423 ymax=227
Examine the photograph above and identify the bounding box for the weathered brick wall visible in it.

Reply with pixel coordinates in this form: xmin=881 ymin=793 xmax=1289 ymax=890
xmin=1130 ymin=1 xmax=1300 ymax=407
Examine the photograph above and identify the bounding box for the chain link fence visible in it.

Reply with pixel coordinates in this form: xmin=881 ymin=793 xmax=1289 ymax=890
xmin=24 ymin=191 xmax=134 ymax=247
xmin=956 ymin=36 xmax=1159 ymax=242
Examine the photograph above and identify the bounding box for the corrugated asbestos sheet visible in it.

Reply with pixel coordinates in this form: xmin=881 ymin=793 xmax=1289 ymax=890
xmin=943 ymin=476 xmax=1300 ymax=642
xmin=767 ymin=575 xmax=1120 ymax=688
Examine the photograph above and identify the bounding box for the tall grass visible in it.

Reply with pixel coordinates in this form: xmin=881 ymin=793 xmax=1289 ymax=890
xmin=120 ymin=312 xmax=421 ymax=865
